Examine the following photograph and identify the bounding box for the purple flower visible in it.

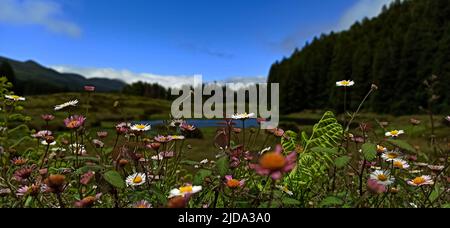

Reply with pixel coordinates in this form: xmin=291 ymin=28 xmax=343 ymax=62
xmin=367 ymin=179 xmax=387 ymax=194
xmin=154 ymin=135 xmax=173 ymax=143
xmin=41 ymin=114 xmax=55 ymax=122
xmin=64 ymin=115 xmax=86 ymax=129
xmin=225 ymin=175 xmax=245 ymax=189
xmin=250 ymin=145 xmax=297 ymax=180
xmin=31 ymin=130 xmax=52 ymax=139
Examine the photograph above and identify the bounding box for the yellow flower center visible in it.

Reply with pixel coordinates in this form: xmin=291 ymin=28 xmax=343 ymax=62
xmin=390 ymin=130 xmax=399 ymax=135
xmin=133 ymin=176 xmax=143 ymax=184
xmin=393 ymin=161 xmax=403 ymax=169
xmin=341 ymin=81 xmax=350 ymax=85
xmin=67 ymin=120 xmax=79 ymax=128
xmin=386 ymin=153 xmax=398 ymax=159
xmin=412 ymin=177 xmax=425 ymax=185
xmin=259 ymin=152 xmax=286 ymax=170
xmin=227 ymin=179 xmax=241 ymax=188
xmin=377 ymin=174 xmax=388 ymax=181
xmin=137 ymin=204 xmax=147 ymax=208
xmin=180 ymin=186 xmax=193 ymax=193
xmin=10 ymin=95 xmax=21 ymax=100
xmin=136 ymin=125 xmax=146 ymax=130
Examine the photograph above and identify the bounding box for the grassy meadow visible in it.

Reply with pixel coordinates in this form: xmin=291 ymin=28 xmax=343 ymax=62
xmin=0 ymin=78 xmax=449 ymax=208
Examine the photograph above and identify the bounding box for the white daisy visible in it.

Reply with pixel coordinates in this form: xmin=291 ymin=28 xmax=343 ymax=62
xmin=276 ymin=185 xmax=294 ymax=196
xmin=54 ymin=100 xmax=78 ymax=111
xmin=126 ymin=173 xmax=146 ymax=187
xmin=170 ymin=135 xmax=185 ymax=140
xmin=4 ymin=95 xmax=25 ymax=101
xmin=369 ymin=170 xmax=395 ymax=186
xmin=130 ymin=124 xmax=151 ymax=132
xmin=336 ymin=80 xmax=355 ymax=87
xmin=427 ymin=165 xmax=445 ymax=172
xmin=200 ymin=159 xmax=209 ymax=165
xmin=407 ymin=175 xmax=434 ymax=187
xmin=393 ymin=159 xmax=410 ymax=169
xmin=41 ymin=141 xmax=56 ymax=146
xmin=381 ymin=151 xmax=402 ymax=162
xmin=169 ymin=185 xmax=202 ymax=198
xmin=385 ymin=130 xmax=404 ymax=138
xmin=231 ymin=113 xmax=255 ymax=120
xmin=70 ymin=143 xmax=87 ymax=155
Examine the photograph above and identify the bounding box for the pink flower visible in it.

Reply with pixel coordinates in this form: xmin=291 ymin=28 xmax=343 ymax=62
xmin=115 ymin=122 xmax=130 ymax=134
xmin=225 ymin=175 xmax=245 ymax=189
xmin=80 ymin=171 xmax=95 ymax=185
xmin=367 ymin=179 xmax=387 ymax=194
xmin=154 ymin=135 xmax=173 ymax=143
xmin=84 ymin=85 xmax=96 ymax=92
xmin=97 ymin=131 xmax=108 ymax=138
xmin=31 ymin=130 xmax=52 ymax=139
xmin=180 ymin=123 xmax=196 ymax=132
xmin=250 ymin=145 xmax=297 ymax=180
xmin=64 ymin=115 xmax=86 ymax=129
xmin=41 ymin=114 xmax=55 ymax=122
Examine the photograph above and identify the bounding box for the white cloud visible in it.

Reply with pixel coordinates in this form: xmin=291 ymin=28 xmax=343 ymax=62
xmin=335 ymin=0 xmax=395 ymax=31
xmin=0 ymin=0 xmax=81 ymax=37
xmin=51 ymin=65 xmax=265 ymax=89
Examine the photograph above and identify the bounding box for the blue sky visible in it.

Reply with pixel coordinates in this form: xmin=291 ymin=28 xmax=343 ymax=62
xmin=0 ymin=0 xmax=394 ymax=87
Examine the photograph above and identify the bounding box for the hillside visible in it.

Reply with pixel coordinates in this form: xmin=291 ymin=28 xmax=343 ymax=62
xmin=268 ymin=0 xmax=450 ymax=115
xmin=0 ymin=56 xmax=127 ymax=94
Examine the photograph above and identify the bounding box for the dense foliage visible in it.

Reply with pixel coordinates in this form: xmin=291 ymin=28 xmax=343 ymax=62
xmin=268 ymin=0 xmax=450 ymax=114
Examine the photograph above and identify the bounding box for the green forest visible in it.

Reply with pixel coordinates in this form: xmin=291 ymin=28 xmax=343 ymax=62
xmin=268 ymin=0 xmax=450 ymax=115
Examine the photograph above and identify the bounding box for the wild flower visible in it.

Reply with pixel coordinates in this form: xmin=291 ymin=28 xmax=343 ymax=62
xmin=96 ymin=131 xmax=108 ymax=138
xmin=54 ymin=100 xmax=78 ymax=111
xmin=385 ymin=130 xmax=404 ymax=138
xmin=154 ymin=135 xmax=173 ymax=143
xmin=381 ymin=151 xmax=402 ymax=162
xmin=427 ymin=165 xmax=445 ymax=173
xmin=180 ymin=123 xmax=196 ymax=132
xmin=407 ymin=175 xmax=434 ymax=187
xmin=169 ymin=185 xmax=202 ymax=198
xmin=64 ymin=115 xmax=86 ymax=129
xmin=130 ymin=123 xmax=151 ymax=132
xmin=126 ymin=173 xmax=146 ymax=187
xmin=376 ymin=145 xmax=387 ymax=155
xmin=80 ymin=171 xmax=95 ymax=185
xmin=32 ymin=130 xmax=52 ymax=139
xmin=84 ymin=86 xmax=96 ymax=92
xmin=336 ymin=80 xmax=355 ymax=87
xmin=4 ymin=95 xmax=25 ymax=101
xmin=250 ymin=145 xmax=297 ymax=180
xmin=70 ymin=143 xmax=87 ymax=155
xmin=133 ymin=200 xmax=152 ymax=208
xmin=92 ymin=139 xmax=104 ymax=148
xmin=46 ymin=174 xmax=66 ymax=192
xmin=369 ymin=170 xmax=395 ymax=186
xmin=74 ymin=194 xmax=102 ymax=208
xmin=393 ymin=159 xmax=410 ymax=169
xmin=14 ymin=166 xmax=34 ymax=182
xmin=224 ymin=175 xmax=245 ymax=189
xmin=367 ymin=179 xmax=387 ymax=194
xmin=41 ymin=114 xmax=55 ymax=122
xmin=116 ymin=122 xmax=130 ymax=134
xmin=11 ymin=157 xmax=28 ymax=166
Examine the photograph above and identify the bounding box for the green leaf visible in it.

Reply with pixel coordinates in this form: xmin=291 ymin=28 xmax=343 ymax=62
xmin=193 ymin=169 xmax=212 ymax=185
xmin=25 ymin=196 xmax=33 ymax=208
xmin=64 ymin=156 xmax=100 ymax=161
xmin=216 ymin=156 xmax=229 ymax=177
xmin=442 ymin=204 xmax=450 ymax=208
xmin=387 ymin=139 xmax=416 ymax=152
xmin=304 ymin=111 xmax=343 ymax=150
xmin=361 ymin=143 xmax=377 ymax=161
xmin=334 ymin=156 xmax=351 ymax=168
xmin=429 ymin=184 xmax=441 ymax=203
xmin=103 ymin=170 xmax=125 ymax=189
xmin=319 ymin=196 xmax=344 ymax=207
xmin=281 ymin=130 xmax=297 ymax=151
xmin=311 ymin=147 xmax=340 ymax=155
xmin=282 ymin=197 xmax=301 ymax=205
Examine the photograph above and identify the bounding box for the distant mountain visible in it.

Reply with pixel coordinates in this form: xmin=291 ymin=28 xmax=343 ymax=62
xmin=268 ymin=0 xmax=450 ymax=114
xmin=0 ymin=56 xmax=127 ymax=95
